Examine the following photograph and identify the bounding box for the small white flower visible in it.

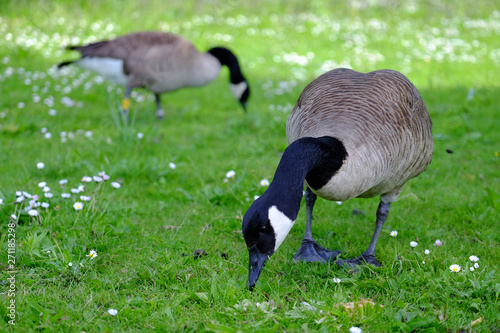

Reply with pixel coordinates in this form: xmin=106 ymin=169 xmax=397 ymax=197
xmin=78 ymin=185 xmax=85 ymax=192
xmin=108 ymin=308 xmax=118 ymax=316
xmin=47 ymin=250 xmax=51 ymax=254
xmin=79 ymin=263 xmax=83 ymax=267
xmin=0 ymin=198 xmax=3 ymax=205
xmin=18 ymin=102 xmax=25 ymax=109
xmin=80 ymin=195 xmax=91 ymax=201
xmin=137 ymin=132 xmax=144 ymax=139
xmin=16 ymin=196 xmax=25 ymax=203
xmin=410 ymin=241 xmax=418 ymax=248
xmin=71 ymin=188 xmax=80 ymax=194
xmin=260 ymin=179 xmax=270 ymax=186
xmin=42 ymin=186 xmax=50 ymax=192
xmin=434 ymin=239 xmax=442 ymax=246
xmin=349 ymin=327 xmax=362 ymax=333
xmin=41 ymin=127 xmax=48 ymax=134
xmin=474 ymin=263 xmax=479 ymax=269
xmin=223 ymin=178 xmax=228 ymax=183
xmin=61 ymin=193 xmax=71 ymax=198
xmin=469 ymin=255 xmax=479 ymax=262
xmin=85 ymin=131 xmax=93 ymax=138
xmin=32 ymin=194 xmax=38 ymax=201
xmin=449 ymin=264 xmax=461 ymax=272
xmin=390 ymin=230 xmax=398 ymax=237
xmin=424 ymin=249 xmax=430 ymax=255
xmin=10 ymin=214 xmax=17 ymax=220
xmin=41 ymin=202 xmax=49 ymax=208
xmin=38 ymin=181 xmax=47 ymax=188
xmin=93 ymin=176 xmax=103 ymax=182
xmin=73 ymin=202 xmax=84 ymax=210
xmin=16 ymin=191 xmax=22 ymax=196
xmin=44 ymin=132 xmax=52 ymax=139
xmin=470 ymin=267 xmax=475 ymax=271
xmin=37 ymin=162 xmax=45 ymax=169
xmin=86 ymin=249 xmax=98 ymax=259
xmin=68 ymin=262 xmax=73 ymax=267
xmin=422 ymin=261 xmax=425 ymax=264
xmin=81 ymin=176 xmax=92 ymax=183
xmin=22 ymin=191 xmax=32 ymax=198
xmin=28 ymin=209 xmax=39 ymax=216
xmin=335 ymin=201 xmax=342 ymax=205
xmin=226 ymin=170 xmax=236 ymax=178
xmin=44 ymin=193 xmax=53 ymax=198
xmin=332 ymin=278 xmax=341 ymax=283
xmin=169 ymin=162 xmax=176 ymax=169
xmin=59 ymin=179 xmax=68 ymax=185
xmin=111 ymin=182 xmax=121 ymax=189
xmin=48 ymin=109 xmax=57 ymax=116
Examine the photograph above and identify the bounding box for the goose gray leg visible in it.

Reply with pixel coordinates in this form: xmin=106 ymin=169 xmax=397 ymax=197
xmin=293 ymin=187 xmax=342 ymax=263
xmin=155 ymin=93 xmax=165 ymax=120
xmin=336 ymin=201 xmax=390 ymax=268
xmin=121 ymin=86 xmax=132 ymax=118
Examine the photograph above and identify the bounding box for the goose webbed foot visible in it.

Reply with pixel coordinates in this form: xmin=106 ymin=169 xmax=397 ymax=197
xmin=156 ymin=108 xmax=165 ymax=120
xmin=336 ymin=253 xmax=381 ymax=268
xmin=293 ymin=239 xmax=341 ymax=263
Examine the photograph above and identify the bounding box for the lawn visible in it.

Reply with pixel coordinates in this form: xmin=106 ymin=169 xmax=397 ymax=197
xmin=1 ymin=0 xmax=499 ymax=331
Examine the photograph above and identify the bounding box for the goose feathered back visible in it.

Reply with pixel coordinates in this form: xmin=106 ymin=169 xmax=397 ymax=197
xmin=286 ymin=68 xmax=433 ymax=202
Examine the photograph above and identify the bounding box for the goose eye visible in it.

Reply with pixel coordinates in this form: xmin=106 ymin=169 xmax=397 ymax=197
xmin=260 ymin=226 xmax=266 ymax=233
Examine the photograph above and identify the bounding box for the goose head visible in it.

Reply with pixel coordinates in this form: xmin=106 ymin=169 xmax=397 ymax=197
xmin=242 ymin=195 xmax=296 ymax=290
xmin=207 ymin=47 xmax=250 ymax=111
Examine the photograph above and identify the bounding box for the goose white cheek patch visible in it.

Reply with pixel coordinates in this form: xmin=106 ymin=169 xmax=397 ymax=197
xmin=268 ymin=205 xmax=295 ymax=252
xmin=230 ymin=81 xmax=248 ymax=100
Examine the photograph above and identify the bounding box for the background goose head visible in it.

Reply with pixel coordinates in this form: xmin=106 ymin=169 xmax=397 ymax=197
xmin=207 ymin=47 xmax=250 ymax=111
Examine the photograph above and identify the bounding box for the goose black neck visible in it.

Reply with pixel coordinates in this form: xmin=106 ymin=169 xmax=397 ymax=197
xmin=207 ymin=47 xmax=245 ymax=84
xmin=265 ymin=136 xmax=347 ymax=220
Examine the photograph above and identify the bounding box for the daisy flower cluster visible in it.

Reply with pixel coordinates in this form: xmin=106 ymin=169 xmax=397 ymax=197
xmin=2 ymin=169 xmax=121 ymax=220
xmin=389 ymin=233 xmax=482 ymax=273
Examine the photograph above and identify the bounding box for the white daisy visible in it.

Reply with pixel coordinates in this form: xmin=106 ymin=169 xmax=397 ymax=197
xmin=73 ymin=202 xmax=84 ymax=210
xmin=86 ymin=249 xmax=98 ymax=259
xmin=28 ymin=209 xmax=39 ymax=216
xmin=469 ymin=255 xmax=479 ymax=262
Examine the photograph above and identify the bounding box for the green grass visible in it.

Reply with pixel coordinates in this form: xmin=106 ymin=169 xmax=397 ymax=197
xmin=1 ymin=0 xmax=499 ymax=331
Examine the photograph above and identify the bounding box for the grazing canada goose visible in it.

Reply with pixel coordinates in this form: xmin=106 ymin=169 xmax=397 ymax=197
xmin=58 ymin=31 xmax=250 ymax=119
xmin=243 ymin=68 xmax=433 ymax=290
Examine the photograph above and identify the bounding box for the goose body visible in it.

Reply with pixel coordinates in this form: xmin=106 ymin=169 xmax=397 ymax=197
xmin=243 ymin=68 xmax=433 ymax=290
xmin=58 ymin=31 xmax=250 ymax=118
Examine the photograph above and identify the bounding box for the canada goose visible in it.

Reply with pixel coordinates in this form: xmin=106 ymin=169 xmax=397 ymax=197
xmin=243 ymin=68 xmax=433 ymax=290
xmin=58 ymin=31 xmax=250 ymax=119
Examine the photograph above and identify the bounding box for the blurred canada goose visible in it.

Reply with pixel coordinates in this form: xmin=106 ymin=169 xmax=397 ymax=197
xmin=243 ymin=68 xmax=434 ymax=290
xmin=58 ymin=31 xmax=250 ymax=119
